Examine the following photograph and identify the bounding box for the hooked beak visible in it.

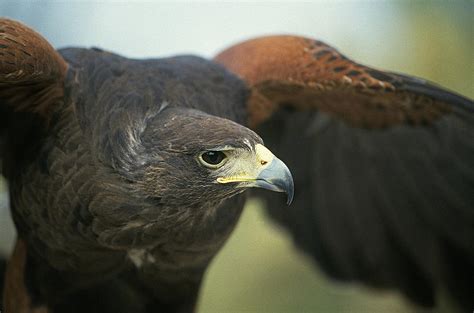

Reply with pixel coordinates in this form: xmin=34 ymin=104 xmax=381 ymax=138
xmin=216 ymin=144 xmax=294 ymax=205
xmin=251 ymin=156 xmax=294 ymax=205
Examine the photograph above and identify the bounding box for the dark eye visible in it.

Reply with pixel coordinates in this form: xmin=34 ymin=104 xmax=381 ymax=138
xmin=199 ymin=151 xmax=227 ymax=168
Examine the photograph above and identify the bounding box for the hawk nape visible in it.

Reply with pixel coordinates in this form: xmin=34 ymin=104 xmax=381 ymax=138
xmin=0 ymin=19 xmax=473 ymax=313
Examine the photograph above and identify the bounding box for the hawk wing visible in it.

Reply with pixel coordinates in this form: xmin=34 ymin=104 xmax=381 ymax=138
xmin=0 ymin=18 xmax=68 ymax=313
xmin=215 ymin=36 xmax=474 ymax=310
xmin=0 ymin=18 xmax=67 ymax=176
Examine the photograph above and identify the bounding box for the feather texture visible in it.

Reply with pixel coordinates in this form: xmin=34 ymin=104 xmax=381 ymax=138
xmin=217 ymin=35 xmax=474 ymax=310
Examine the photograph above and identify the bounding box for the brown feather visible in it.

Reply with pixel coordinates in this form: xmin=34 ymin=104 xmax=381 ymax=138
xmin=215 ymin=35 xmax=453 ymax=129
xmin=0 ymin=18 xmax=67 ymax=118
xmin=217 ymin=35 xmax=474 ymax=310
xmin=3 ymin=240 xmax=50 ymax=313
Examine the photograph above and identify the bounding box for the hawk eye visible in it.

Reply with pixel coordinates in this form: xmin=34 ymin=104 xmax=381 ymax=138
xmin=199 ymin=151 xmax=227 ymax=168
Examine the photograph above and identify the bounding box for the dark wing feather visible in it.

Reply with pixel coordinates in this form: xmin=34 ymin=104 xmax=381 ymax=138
xmin=0 ymin=18 xmax=67 ymax=175
xmin=0 ymin=19 xmax=67 ymax=313
xmin=215 ymin=35 xmax=474 ymax=310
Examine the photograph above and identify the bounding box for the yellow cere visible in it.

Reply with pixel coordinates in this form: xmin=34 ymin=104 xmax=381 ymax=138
xmin=255 ymin=144 xmax=274 ymax=168
xmin=216 ymin=144 xmax=275 ymax=184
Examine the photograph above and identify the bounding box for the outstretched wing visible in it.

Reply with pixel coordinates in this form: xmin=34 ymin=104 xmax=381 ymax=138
xmin=0 ymin=18 xmax=67 ymax=175
xmin=1 ymin=18 xmax=67 ymax=313
xmin=215 ymin=36 xmax=474 ymax=309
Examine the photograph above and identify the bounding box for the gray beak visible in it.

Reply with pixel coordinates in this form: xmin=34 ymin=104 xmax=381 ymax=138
xmin=253 ymin=157 xmax=294 ymax=205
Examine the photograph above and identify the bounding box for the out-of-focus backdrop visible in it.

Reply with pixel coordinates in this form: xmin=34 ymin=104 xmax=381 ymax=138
xmin=1 ymin=2 xmax=472 ymax=312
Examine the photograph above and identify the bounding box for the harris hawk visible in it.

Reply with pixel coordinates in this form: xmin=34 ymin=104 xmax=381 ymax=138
xmin=0 ymin=18 xmax=473 ymax=312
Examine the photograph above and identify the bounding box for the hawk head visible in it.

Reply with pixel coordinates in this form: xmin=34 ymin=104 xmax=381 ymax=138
xmin=138 ymin=107 xmax=294 ymax=208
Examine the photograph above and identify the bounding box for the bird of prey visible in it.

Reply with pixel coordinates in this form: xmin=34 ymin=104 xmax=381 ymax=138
xmin=0 ymin=18 xmax=473 ymax=313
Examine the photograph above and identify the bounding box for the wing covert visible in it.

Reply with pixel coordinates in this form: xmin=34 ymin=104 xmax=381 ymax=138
xmin=0 ymin=18 xmax=68 ymax=175
xmin=215 ymin=35 xmax=474 ymax=310
xmin=0 ymin=18 xmax=67 ymax=115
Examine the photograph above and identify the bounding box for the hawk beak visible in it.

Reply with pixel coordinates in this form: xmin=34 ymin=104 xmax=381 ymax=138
xmin=216 ymin=144 xmax=294 ymax=205
xmin=252 ymin=156 xmax=294 ymax=205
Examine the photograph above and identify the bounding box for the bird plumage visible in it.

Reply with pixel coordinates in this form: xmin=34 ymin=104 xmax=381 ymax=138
xmin=216 ymin=35 xmax=474 ymax=310
xmin=4 ymin=45 xmax=261 ymax=312
xmin=1 ymin=19 xmax=473 ymax=313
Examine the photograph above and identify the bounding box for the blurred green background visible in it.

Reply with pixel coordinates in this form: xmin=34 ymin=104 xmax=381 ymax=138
xmin=0 ymin=1 xmax=472 ymax=312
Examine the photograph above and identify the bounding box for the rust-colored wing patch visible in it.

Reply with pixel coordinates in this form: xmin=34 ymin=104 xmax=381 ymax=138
xmin=215 ymin=35 xmax=456 ymax=128
xmin=0 ymin=18 xmax=67 ymax=117
xmin=3 ymin=239 xmax=50 ymax=313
